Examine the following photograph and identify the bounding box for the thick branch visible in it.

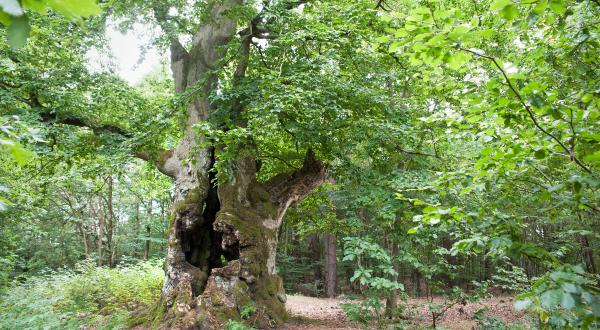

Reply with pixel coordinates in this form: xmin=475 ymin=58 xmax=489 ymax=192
xmin=234 ymin=26 xmax=252 ymax=83
xmin=39 ymin=110 xmax=178 ymax=177
xmin=229 ymin=25 xmax=253 ymax=117
xmin=153 ymin=6 xmax=190 ymax=92
xmin=4 ymin=77 xmax=135 ymax=140
xmin=40 ymin=111 xmax=132 ymax=138
xmin=265 ymin=149 xmax=326 ymax=208
xmin=134 ymin=150 xmax=176 ymax=178
xmin=189 ymin=0 xmax=243 ymax=67
xmin=0 ymin=84 xmax=43 ymax=108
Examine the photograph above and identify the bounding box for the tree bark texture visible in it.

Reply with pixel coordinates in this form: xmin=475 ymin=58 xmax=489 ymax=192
xmin=156 ymin=151 xmax=325 ymax=328
xmin=147 ymin=2 xmax=326 ymax=328
xmin=324 ymin=234 xmax=337 ymax=298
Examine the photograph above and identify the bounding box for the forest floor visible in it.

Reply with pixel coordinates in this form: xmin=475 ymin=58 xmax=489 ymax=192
xmin=278 ymin=295 xmax=529 ymax=329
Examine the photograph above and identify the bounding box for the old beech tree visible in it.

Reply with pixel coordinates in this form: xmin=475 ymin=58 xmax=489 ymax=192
xmin=134 ymin=0 xmax=325 ymax=328
xmin=9 ymin=0 xmax=386 ymax=327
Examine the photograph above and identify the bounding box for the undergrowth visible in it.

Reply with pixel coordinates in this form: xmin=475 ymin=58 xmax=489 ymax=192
xmin=0 ymin=259 xmax=163 ymax=329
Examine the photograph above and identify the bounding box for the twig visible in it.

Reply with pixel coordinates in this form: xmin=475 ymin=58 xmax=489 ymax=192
xmin=258 ymin=152 xmax=301 ymax=170
xmin=396 ymin=147 xmax=439 ymax=158
xmin=458 ymin=48 xmax=592 ymax=174
xmin=375 ymin=0 xmax=390 ymax=11
xmin=251 ymin=41 xmax=270 ymax=69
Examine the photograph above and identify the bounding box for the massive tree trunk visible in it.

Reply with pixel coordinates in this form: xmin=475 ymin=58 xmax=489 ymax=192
xmin=156 ymin=152 xmax=324 ymax=328
xmin=145 ymin=1 xmax=326 ymax=328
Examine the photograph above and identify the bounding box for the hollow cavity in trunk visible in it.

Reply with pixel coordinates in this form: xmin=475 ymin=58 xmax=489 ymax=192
xmin=180 ymin=165 xmax=239 ymax=296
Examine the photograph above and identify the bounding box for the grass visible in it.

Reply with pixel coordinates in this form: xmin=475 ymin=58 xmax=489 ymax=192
xmin=0 ymin=259 xmax=163 ymax=330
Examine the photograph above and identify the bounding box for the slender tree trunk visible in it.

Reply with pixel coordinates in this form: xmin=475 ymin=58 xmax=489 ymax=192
xmin=160 ymin=198 xmax=167 ymax=251
xmin=582 ymin=235 xmax=597 ymax=274
xmin=385 ymin=239 xmax=399 ymax=317
xmin=483 ymin=253 xmax=491 ymax=281
xmin=144 ymin=200 xmax=152 ymax=260
xmin=324 ymin=234 xmax=337 ymax=298
xmin=308 ymin=234 xmax=323 ymax=292
xmin=144 ymin=225 xmax=151 ymax=260
xmin=76 ymin=223 xmax=90 ymax=259
xmin=413 ymin=269 xmax=421 ymax=297
xmin=83 ymin=230 xmax=90 ymax=259
xmin=575 ymin=213 xmax=597 ymax=275
xmin=97 ymin=196 xmax=104 ymax=266
xmin=440 ymin=236 xmax=456 ymax=287
xmin=135 ymin=202 xmax=141 ymax=258
xmin=106 ymin=175 xmax=115 ymax=267
xmin=111 ymin=225 xmax=118 ymax=267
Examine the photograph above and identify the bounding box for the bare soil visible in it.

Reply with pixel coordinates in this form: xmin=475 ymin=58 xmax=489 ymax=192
xmin=278 ymin=295 xmax=529 ymax=329
xmin=279 ymin=295 xmax=360 ymax=330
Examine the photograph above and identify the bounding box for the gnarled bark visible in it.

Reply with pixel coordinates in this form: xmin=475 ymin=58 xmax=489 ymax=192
xmin=141 ymin=1 xmax=326 ymax=328
xmin=155 ymin=151 xmax=325 ymax=329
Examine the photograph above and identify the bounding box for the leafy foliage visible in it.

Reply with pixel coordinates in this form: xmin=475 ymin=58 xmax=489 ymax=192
xmin=0 ymin=259 xmax=163 ymax=329
xmin=341 ymin=237 xmax=405 ymax=327
xmin=515 ymin=265 xmax=600 ymax=328
xmin=0 ymin=0 xmax=599 ymax=328
xmin=0 ymin=0 xmax=101 ymax=48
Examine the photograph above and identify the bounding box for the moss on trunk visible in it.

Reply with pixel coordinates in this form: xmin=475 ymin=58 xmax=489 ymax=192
xmin=146 ymin=156 xmax=291 ymax=329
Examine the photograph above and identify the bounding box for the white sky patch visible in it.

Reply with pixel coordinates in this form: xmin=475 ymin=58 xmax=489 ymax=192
xmin=86 ymin=21 xmax=165 ymax=85
xmin=292 ymin=3 xmax=305 ymax=13
xmin=504 ymin=62 xmax=519 ymax=74
xmin=514 ymin=37 xmax=526 ymax=49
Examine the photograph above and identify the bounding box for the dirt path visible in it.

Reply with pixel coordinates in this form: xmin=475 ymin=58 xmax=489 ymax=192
xmin=279 ymin=295 xmax=360 ymax=330
xmin=278 ymin=295 xmax=528 ymax=329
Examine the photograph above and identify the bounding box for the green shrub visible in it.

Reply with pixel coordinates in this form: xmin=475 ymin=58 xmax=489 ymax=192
xmin=240 ymin=303 xmax=257 ymax=320
xmin=491 ymin=263 xmax=530 ymax=293
xmin=226 ymin=319 xmax=256 ymax=330
xmin=341 ymin=237 xmax=406 ymax=328
xmin=514 ymin=265 xmax=600 ymax=329
xmin=0 ymin=259 xmax=163 ymax=329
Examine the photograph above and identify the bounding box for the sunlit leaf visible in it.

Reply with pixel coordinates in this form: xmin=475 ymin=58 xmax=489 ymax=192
xmin=6 ymin=15 xmax=29 ymax=48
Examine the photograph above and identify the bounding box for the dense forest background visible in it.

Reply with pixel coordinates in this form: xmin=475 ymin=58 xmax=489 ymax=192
xmin=1 ymin=0 xmax=599 ymax=329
